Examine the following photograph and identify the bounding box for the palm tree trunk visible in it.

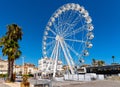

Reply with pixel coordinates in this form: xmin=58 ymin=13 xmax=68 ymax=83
xmin=7 ymin=59 xmax=14 ymax=82
xmin=10 ymin=60 xmax=14 ymax=81
xmin=7 ymin=59 xmax=10 ymax=81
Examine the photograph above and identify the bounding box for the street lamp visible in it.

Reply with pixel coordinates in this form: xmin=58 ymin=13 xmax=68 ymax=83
xmin=22 ymin=56 xmax=25 ymax=75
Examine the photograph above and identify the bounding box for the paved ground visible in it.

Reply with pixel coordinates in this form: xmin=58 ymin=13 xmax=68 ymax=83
xmin=29 ymin=78 xmax=120 ymax=87
xmin=0 ymin=79 xmax=10 ymax=87
xmin=0 ymin=78 xmax=20 ymax=87
xmin=53 ymin=80 xmax=120 ymax=87
xmin=1 ymin=78 xmax=120 ymax=87
xmin=4 ymin=82 xmax=20 ymax=87
xmin=0 ymin=84 xmax=11 ymax=87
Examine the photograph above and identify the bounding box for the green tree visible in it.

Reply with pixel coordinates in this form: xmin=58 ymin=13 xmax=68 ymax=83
xmin=0 ymin=24 xmax=23 ymax=82
xmin=98 ymin=60 xmax=105 ymax=66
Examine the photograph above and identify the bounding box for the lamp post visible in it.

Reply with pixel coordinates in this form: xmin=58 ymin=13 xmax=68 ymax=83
xmin=22 ymin=56 xmax=25 ymax=75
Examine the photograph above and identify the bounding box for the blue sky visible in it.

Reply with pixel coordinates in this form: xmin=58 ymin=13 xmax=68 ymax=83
xmin=0 ymin=0 xmax=120 ymax=66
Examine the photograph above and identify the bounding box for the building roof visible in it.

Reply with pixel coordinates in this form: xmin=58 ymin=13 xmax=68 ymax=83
xmin=0 ymin=59 xmax=7 ymax=62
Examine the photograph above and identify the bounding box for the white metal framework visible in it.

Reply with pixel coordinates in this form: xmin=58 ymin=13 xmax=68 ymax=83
xmin=42 ymin=3 xmax=94 ymax=77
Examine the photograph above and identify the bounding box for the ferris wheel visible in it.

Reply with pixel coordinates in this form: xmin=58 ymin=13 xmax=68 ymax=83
xmin=42 ymin=3 xmax=94 ymax=77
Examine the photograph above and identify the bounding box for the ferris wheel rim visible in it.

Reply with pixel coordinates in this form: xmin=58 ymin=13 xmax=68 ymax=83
xmin=42 ymin=3 xmax=94 ymax=58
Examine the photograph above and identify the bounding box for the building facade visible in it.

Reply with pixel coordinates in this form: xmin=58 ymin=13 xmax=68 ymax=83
xmin=0 ymin=58 xmax=38 ymax=75
xmin=14 ymin=65 xmax=22 ymax=75
xmin=24 ymin=63 xmax=38 ymax=75
xmin=14 ymin=63 xmax=38 ymax=75
xmin=38 ymin=58 xmax=63 ymax=73
xmin=0 ymin=59 xmax=8 ymax=74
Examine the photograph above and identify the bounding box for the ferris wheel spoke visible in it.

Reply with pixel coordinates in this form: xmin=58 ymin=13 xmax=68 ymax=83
xmin=65 ymin=10 xmax=75 ymax=24
xmin=53 ymin=22 xmax=58 ymax=33
xmin=69 ymin=11 xmax=79 ymax=25
xmin=56 ymin=22 xmax=65 ymax=34
xmin=62 ymin=23 xmax=72 ymax=35
xmin=47 ymin=45 xmax=54 ymax=55
xmin=66 ymin=12 xmax=74 ymax=23
xmin=46 ymin=41 xmax=58 ymax=71
xmin=50 ymin=41 xmax=59 ymax=59
xmin=68 ymin=12 xmax=80 ymax=26
xmin=46 ymin=44 xmax=56 ymax=71
xmin=54 ymin=19 xmax=63 ymax=35
xmin=61 ymin=10 xmax=71 ymax=24
xmin=67 ymin=10 xmax=76 ymax=23
xmin=46 ymin=42 xmax=55 ymax=58
xmin=46 ymin=40 xmax=55 ymax=46
xmin=46 ymin=36 xmax=55 ymax=39
xmin=59 ymin=23 xmax=69 ymax=35
xmin=63 ymin=11 xmax=67 ymax=20
xmin=56 ymin=11 xmax=74 ymax=34
xmin=58 ymin=11 xmax=75 ymax=35
xmin=49 ymin=28 xmax=57 ymax=35
xmin=59 ymin=40 xmax=75 ymax=74
xmin=64 ymin=41 xmax=80 ymax=57
xmin=58 ymin=15 xmax=65 ymax=34
xmin=63 ymin=41 xmax=75 ymax=67
xmin=59 ymin=22 xmax=64 ymax=35
xmin=59 ymin=13 xmax=72 ymax=35
xmin=58 ymin=14 xmax=62 ymax=24
xmin=62 ymin=15 xmax=82 ymax=36
xmin=71 ymin=15 xmax=81 ymax=24
xmin=64 ymin=38 xmax=85 ymax=43
xmin=64 ymin=25 xmax=87 ymax=38
xmin=62 ymin=23 xmax=76 ymax=36
xmin=69 ymin=17 xmax=81 ymax=28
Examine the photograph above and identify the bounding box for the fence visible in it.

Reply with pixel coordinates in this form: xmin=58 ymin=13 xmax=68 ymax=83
xmin=64 ymin=73 xmax=104 ymax=81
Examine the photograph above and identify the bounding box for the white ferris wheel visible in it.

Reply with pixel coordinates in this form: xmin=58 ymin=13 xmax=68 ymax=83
xmin=42 ymin=3 xmax=94 ymax=77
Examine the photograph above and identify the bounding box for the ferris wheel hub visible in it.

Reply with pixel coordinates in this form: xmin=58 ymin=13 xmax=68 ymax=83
xmin=56 ymin=35 xmax=63 ymax=41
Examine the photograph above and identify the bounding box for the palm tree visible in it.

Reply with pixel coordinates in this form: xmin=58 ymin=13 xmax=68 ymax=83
xmin=98 ymin=60 xmax=105 ymax=66
xmin=112 ymin=56 xmax=115 ymax=64
xmin=0 ymin=24 xmax=22 ymax=82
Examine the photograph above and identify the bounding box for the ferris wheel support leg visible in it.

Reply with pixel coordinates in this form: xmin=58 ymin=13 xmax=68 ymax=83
xmin=63 ymin=41 xmax=75 ymax=68
xmin=53 ymin=41 xmax=59 ymax=78
xmin=59 ymin=40 xmax=75 ymax=74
